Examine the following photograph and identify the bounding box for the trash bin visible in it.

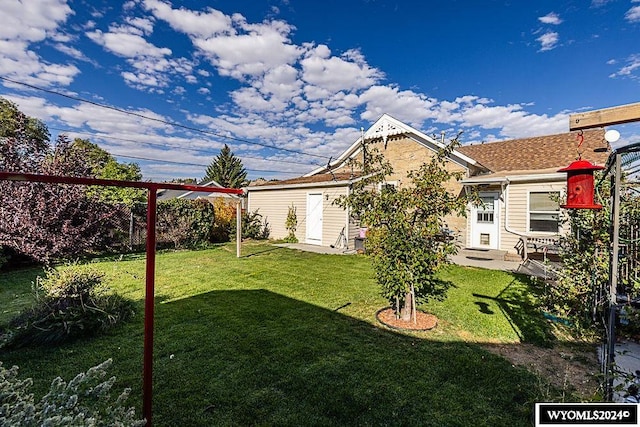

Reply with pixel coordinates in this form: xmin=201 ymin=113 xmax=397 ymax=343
xmin=354 ymin=237 xmax=366 ymax=253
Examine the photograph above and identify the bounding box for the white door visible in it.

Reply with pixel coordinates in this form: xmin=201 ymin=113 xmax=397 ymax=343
xmin=471 ymin=192 xmax=500 ymax=249
xmin=306 ymin=193 xmax=323 ymax=245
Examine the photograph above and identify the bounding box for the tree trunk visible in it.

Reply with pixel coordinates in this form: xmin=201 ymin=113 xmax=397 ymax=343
xmin=400 ymin=290 xmax=413 ymax=321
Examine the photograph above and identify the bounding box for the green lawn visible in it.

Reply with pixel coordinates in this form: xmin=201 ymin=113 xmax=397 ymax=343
xmin=1 ymin=243 xmax=563 ymax=426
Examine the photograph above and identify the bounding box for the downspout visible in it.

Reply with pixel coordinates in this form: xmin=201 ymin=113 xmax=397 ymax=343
xmin=501 ymin=179 xmax=532 ymax=259
xmin=501 ymin=179 xmax=526 ymax=237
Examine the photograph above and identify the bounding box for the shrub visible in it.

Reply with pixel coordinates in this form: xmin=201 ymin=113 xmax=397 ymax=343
xmin=0 ymin=358 xmax=145 ymax=426
xmin=283 ymin=204 xmax=298 ymax=243
xmin=156 ymin=198 xmax=216 ymax=248
xmin=231 ymin=209 xmax=270 ymax=240
xmin=211 ymin=198 xmax=236 ymax=242
xmin=0 ymin=264 xmax=135 ymax=349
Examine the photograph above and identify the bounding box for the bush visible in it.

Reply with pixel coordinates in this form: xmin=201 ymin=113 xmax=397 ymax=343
xmin=0 ymin=358 xmax=145 ymax=426
xmin=283 ymin=204 xmax=298 ymax=243
xmin=211 ymin=198 xmax=236 ymax=243
xmin=231 ymin=209 xmax=270 ymax=240
xmin=156 ymin=198 xmax=216 ymax=248
xmin=0 ymin=264 xmax=135 ymax=349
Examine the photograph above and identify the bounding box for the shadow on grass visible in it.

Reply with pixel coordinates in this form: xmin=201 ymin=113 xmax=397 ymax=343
xmin=0 ymin=266 xmax=46 ymax=324
xmin=146 ymin=289 xmax=544 ymax=426
xmin=1 ymin=287 xmax=558 ymax=427
xmin=241 ymin=245 xmax=285 ymax=258
xmin=473 ymin=274 xmax=555 ymax=346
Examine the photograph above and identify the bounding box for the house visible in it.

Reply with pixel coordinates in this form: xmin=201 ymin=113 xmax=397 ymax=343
xmin=457 ymin=129 xmax=607 ymax=259
xmin=246 ymin=114 xmax=608 ymax=259
xmin=157 ymin=179 xmax=245 ymax=209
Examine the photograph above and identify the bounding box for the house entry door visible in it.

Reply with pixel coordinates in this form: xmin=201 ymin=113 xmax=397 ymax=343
xmin=306 ymin=193 xmax=323 ymax=245
xmin=471 ymin=192 xmax=500 ymax=249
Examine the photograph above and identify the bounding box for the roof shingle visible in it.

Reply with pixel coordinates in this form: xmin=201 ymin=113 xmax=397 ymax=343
xmin=457 ymin=129 xmax=608 ymax=172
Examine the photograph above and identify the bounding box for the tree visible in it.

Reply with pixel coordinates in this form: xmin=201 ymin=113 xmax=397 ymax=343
xmin=203 ymin=144 xmax=247 ymax=188
xmin=335 ymin=136 xmax=475 ymax=322
xmin=71 ymin=139 xmax=146 ymax=207
xmin=551 ymin=174 xmax=640 ymax=329
xmin=0 ymin=102 xmax=126 ymax=264
xmin=0 ymin=98 xmax=49 ymax=172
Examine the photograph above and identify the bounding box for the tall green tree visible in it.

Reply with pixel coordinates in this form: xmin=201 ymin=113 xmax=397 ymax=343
xmin=71 ymin=138 xmax=145 ymax=206
xmin=203 ymin=144 xmax=247 ymax=188
xmin=335 ymin=136 xmax=475 ymax=322
xmin=0 ymin=98 xmax=50 ymax=172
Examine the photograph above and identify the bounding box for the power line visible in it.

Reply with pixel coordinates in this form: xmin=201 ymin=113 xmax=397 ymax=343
xmin=110 ymin=153 xmax=302 ymax=175
xmin=50 ymin=127 xmax=320 ymax=167
xmin=0 ymin=75 xmax=330 ymax=160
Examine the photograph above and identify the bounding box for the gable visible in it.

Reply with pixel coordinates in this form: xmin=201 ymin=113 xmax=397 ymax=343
xmin=305 ymin=114 xmax=477 ymax=178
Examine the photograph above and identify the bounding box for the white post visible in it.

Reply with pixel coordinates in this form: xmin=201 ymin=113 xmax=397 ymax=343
xmin=236 ymin=199 xmax=242 ymax=258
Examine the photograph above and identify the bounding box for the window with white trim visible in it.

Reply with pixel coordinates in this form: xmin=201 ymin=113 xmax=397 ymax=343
xmin=377 ymin=181 xmax=397 ymax=192
xmin=477 ymin=196 xmax=495 ymax=224
xmin=529 ymin=191 xmax=560 ymax=233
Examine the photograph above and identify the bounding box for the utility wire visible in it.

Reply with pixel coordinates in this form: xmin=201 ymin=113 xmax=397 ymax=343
xmin=111 ymin=153 xmax=300 ymax=175
xmin=0 ymin=75 xmax=330 ymax=160
xmin=50 ymin=127 xmax=320 ymax=168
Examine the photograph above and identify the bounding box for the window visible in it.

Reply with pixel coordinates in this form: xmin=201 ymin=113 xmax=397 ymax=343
xmin=476 ymin=196 xmax=495 ymax=224
xmin=377 ymin=181 xmax=398 ymax=193
xmin=529 ymin=192 xmax=560 ymax=233
xmin=480 ymin=233 xmax=490 ymax=246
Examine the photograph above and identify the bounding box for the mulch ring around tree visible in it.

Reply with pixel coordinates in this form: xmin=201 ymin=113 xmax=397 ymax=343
xmin=376 ymin=307 xmax=437 ymax=331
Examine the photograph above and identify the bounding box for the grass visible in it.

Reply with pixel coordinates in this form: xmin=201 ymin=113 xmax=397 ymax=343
xmin=1 ymin=242 xmax=565 ymax=426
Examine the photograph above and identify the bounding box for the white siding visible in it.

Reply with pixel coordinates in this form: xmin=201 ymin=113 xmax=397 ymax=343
xmin=501 ymin=180 xmax=566 ymax=254
xmin=247 ymin=185 xmax=350 ymax=246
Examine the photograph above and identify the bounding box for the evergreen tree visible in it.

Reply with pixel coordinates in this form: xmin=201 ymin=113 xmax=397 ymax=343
xmin=203 ymin=144 xmax=247 ymax=188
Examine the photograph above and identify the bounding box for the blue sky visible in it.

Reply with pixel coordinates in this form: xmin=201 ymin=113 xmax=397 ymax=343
xmin=1 ymin=0 xmax=639 ymax=182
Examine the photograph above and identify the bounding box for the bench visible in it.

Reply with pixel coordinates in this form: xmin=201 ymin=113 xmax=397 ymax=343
xmin=518 ymin=236 xmax=560 ymax=260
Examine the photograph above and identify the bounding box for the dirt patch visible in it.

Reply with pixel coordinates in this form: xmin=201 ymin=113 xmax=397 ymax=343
xmin=483 ymin=342 xmax=600 ymax=399
xmin=376 ymin=307 xmax=437 ymax=331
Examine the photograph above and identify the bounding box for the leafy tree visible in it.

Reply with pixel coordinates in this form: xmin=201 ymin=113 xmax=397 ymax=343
xmin=71 ymin=138 xmax=146 ymax=207
xmin=335 ymin=136 xmax=474 ymax=322
xmin=551 ymin=174 xmax=640 ymax=329
xmin=0 ymin=98 xmax=49 ymax=172
xmin=0 ymin=103 xmax=127 ymax=264
xmin=203 ymin=144 xmax=247 ymax=188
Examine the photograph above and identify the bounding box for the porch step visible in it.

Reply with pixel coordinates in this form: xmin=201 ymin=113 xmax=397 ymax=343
xmin=458 ymin=248 xmax=509 ymax=261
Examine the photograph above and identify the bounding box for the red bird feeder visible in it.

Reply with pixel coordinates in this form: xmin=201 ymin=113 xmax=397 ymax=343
xmin=558 ymin=159 xmax=604 ymax=210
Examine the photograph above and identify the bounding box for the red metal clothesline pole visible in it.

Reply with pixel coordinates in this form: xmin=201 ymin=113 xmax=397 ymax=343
xmin=0 ymin=171 xmax=243 ymax=426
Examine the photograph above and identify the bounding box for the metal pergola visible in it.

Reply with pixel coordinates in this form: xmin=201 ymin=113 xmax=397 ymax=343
xmin=0 ymin=171 xmax=244 ymax=426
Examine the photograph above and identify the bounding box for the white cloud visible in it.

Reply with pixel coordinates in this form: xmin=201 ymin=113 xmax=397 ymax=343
xmin=86 ymin=22 xmax=198 ymax=91
xmin=625 ymin=5 xmax=640 ymax=22
xmin=87 ymin=26 xmax=171 ymax=58
xmin=143 ymin=0 xmax=231 ymax=38
xmin=0 ymin=0 xmax=73 ymax=41
xmin=0 ymin=0 xmax=80 ymax=87
xmin=257 ymin=64 xmax=301 ymax=99
xmin=193 ymin=18 xmax=302 ymax=80
xmin=230 ymin=87 xmax=289 ymax=112
xmin=300 ymin=46 xmax=383 ymax=92
xmin=537 ymin=31 xmax=559 ymax=51
xmin=53 ymin=42 xmax=94 ymax=63
xmin=358 ymin=85 xmax=436 ymax=126
xmin=609 ymin=54 xmax=640 ymax=79
xmin=538 ymin=12 xmax=563 ymax=25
